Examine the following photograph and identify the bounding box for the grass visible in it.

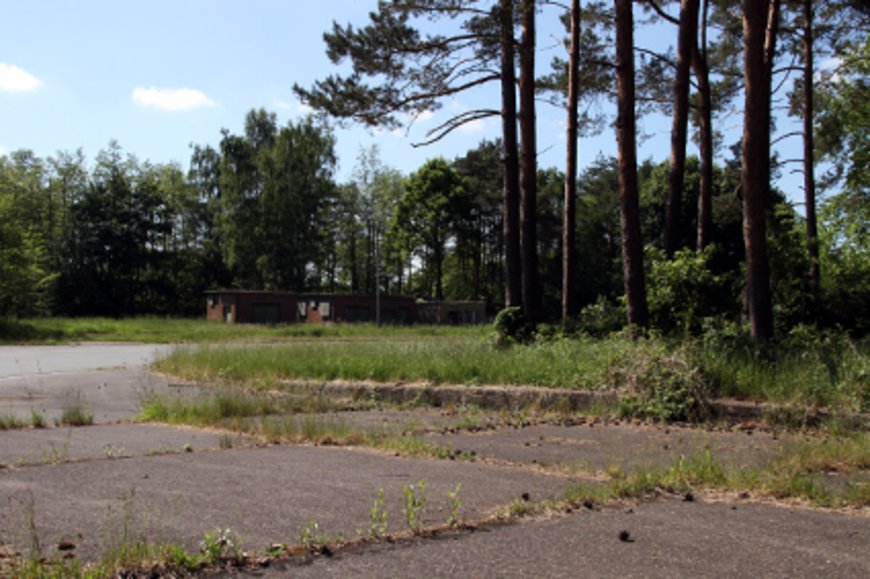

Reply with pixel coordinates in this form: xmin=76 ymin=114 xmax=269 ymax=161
xmin=138 ymin=389 xmax=468 ymax=459
xmin=1 ymin=316 xmax=484 ymax=344
xmin=153 ymin=334 xmax=633 ymax=391
xmin=153 ymin=332 xmax=870 ymax=413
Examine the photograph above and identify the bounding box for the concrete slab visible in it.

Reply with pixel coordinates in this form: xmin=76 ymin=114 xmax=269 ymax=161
xmin=264 ymin=498 xmax=870 ymax=578
xmin=0 ymin=343 xmax=172 ymax=378
xmin=427 ymin=421 xmax=786 ymax=472
xmin=0 ymin=444 xmax=565 ymax=562
xmin=0 ymin=423 xmax=245 ymax=465
xmin=0 ymin=367 xmax=195 ymax=424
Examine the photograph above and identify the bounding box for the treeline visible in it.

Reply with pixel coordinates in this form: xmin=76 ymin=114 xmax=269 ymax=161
xmin=1 ymin=1 xmax=867 ymax=339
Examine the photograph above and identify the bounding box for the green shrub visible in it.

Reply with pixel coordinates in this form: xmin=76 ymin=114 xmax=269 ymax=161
xmin=492 ymin=307 xmax=532 ymax=346
xmin=612 ymin=341 xmax=711 ymax=422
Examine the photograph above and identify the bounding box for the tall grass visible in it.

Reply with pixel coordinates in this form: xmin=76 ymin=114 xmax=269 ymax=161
xmin=153 ymin=335 xmax=635 ymax=390
xmin=152 ymin=331 xmax=870 ymax=412
xmin=1 ymin=317 xmax=486 ymax=344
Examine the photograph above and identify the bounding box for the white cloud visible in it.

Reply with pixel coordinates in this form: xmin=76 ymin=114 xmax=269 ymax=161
xmin=0 ymin=63 xmax=43 ymax=92
xmin=458 ymin=118 xmax=486 ymax=134
xmin=0 ymin=145 xmax=8 ymax=156
xmin=412 ymin=109 xmax=434 ymax=122
xmin=275 ymin=97 xmax=313 ymax=114
xmin=131 ymin=86 xmax=216 ymax=111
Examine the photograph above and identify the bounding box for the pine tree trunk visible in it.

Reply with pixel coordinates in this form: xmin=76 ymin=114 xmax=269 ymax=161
xmin=519 ymin=0 xmax=539 ymax=325
xmin=615 ymin=0 xmax=649 ymax=329
xmin=500 ymin=0 xmax=522 ymax=310
xmin=562 ymin=0 xmax=581 ymax=321
xmin=802 ymin=0 xmax=820 ymax=294
xmin=665 ymin=0 xmax=699 ymax=257
xmin=693 ymin=0 xmax=713 ymax=251
xmin=741 ymin=0 xmax=778 ymax=341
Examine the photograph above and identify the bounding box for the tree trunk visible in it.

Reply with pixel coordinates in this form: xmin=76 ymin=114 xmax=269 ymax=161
xmin=665 ymin=0 xmax=700 ymax=257
xmin=500 ymin=0 xmax=522 ymax=310
xmin=615 ymin=0 xmax=649 ymax=329
xmin=802 ymin=0 xmax=820 ymax=294
xmin=519 ymin=0 xmax=540 ymax=325
xmin=741 ymin=0 xmax=778 ymax=341
xmin=693 ymin=0 xmax=714 ymax=251
xmin=562 ymin=0 xmax=581 ymax=322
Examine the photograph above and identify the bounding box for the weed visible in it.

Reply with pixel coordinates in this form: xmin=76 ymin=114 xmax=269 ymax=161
xmin=42 ymin=431 xmax=72 ymax=464
xmin=30 ymin=410 xmax=46 ymax=429
xmin=200 ymin=527 xmax=240 ymax=563
xmin=103 ymin=444 xmax=125 ymax=459
xmin=369 ymin=488 xmax=389 ymax=539
xmin=219 ymin=433 xmax=234 ymax=449
xmin=0 ymin=412 xmax=25 ymax=430
xmin=58 ymin=391 xmax=93 ymax=426
xmin=445 ymin=483 xmax=463 ymax=527
xmin=402 ymin=480 xmax=428 ymax=534
xmin=299 ymin=520 xmax=338 ymax=551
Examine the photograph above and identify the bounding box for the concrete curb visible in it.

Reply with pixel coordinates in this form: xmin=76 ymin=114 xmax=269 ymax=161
xmin=275 ymin=379 xmax=870 ymax=428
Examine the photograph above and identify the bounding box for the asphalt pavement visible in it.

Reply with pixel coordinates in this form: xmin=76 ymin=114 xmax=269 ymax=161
xmin=0 ymin=343 xmax=867 ymax=577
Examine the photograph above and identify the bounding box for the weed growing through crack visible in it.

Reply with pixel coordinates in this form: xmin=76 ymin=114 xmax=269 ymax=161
xmin=58 ymin=391 xmax=93 ymax=426
xmin=369 ymin=488 xmax=389 ymax=539
xmin=200 ymin=527 xmax=240 ymax=563
xmin=29 ymin=410 xmax=46 ymax=428
xmin=0 ymin=412 xmax=25 ymax=430
xmin=402 ymin=480 xmax=428 ymax=534
xmin=103 ymin=444 xmax=126 ymax=459
xmin=445 ymin=483 xmax=463 ymax=527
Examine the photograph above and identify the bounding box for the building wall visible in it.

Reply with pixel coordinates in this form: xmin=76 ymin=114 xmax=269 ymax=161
xmin=205 ymin=291 xmax=417 ymax=325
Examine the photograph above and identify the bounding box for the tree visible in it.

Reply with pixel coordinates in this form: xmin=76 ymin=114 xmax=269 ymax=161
xmin=663 ymin=0 xmax=700 ymax=257
xmin=740 ymin=0 xmax=780 ymax=341
xmin=615 ymin=0 xmax=649 ymax=329
xmin=519 ymin=0 xmax=540 ymax=325
xmin=562 ymin=0 xmax=581 ymax=321
xmin=295 ymin=1 xmax=529 ymax=312
xmin=396 ymin=158 xmax=466 ymax=300
xmin=0 ymin=155 xmax=52 ymax=316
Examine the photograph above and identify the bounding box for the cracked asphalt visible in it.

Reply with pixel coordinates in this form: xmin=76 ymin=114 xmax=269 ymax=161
xmin=0 ymin=343 xmax=867 ymax=577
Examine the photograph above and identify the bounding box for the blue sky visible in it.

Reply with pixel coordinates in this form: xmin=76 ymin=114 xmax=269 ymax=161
xmin=1 ymin=1 xmax=805 ymax=200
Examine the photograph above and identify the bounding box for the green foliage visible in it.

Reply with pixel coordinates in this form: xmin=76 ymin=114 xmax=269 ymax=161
xmin=401 ymin=479 xmax=427 ymax=534
xmin=445 ymin=483 xmax=463 ymax=527
xmin=200 ymin=527 xmax=240 ymax=563
xmin=493 ymin=307 xmax=532 ymax=346
xmin=646 ymin=246 xmax=735 ymax=335
xmin=575 ymin=296 xmax=625 ymax=337
xmin=613 ymin=341 xmax=712 ymax=423
xmin=369 ymin=488 xmax=389 ymax=539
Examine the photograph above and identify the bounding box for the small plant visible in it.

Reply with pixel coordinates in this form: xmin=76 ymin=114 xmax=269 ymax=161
xmin=402 ymin=479 xmax=427 ymax=534
xmin=182 ymin=443 xmax=193 ymax=453
xmin=104 ymin=444 xmax=125 ymax=459
xmin=369 ymin=488 xmax=388 ymax=539
xmin=219 ymin=434 xmax=234 ymax=449
xmin=445 ymin=483 xmax=462 ymax=527
xmin=30 ymin=411 xmax=46 ymax=429
xmin=58 ymin=391 xmax=93 ymax=426
xmin=0 ymin=412 xmax=25 ymax=430
xmin=200 ymin=527 xmax=239 ymax=563
xmin=299 ymin=520 xmax=334 ymax=551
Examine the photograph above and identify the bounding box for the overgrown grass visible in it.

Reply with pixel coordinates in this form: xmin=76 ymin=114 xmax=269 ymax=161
xmin=153 ymin=332 xmax=870 ymax=413
xmin=154 ymin=335 xmax=633 ymax=391
xmin=1 ymin=316 xmax=485 ymax=344
xmin=138 ymin=390 xmax=466 ymax=459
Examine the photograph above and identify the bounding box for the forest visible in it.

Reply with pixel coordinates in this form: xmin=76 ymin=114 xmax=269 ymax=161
xmin=0 ymin=0 xmax=867 ymax=341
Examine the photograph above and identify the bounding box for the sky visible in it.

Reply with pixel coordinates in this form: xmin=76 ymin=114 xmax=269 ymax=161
xmin=1 ymin=0 xmax=805 ymax=200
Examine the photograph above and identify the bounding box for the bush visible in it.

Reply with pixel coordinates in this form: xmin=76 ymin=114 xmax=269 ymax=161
xmin=492 ymin=307 xmax=532 ymax=346
xmin=610 ymin=340 xmax=712 ymax=422
xmin=575 ymin=296 xmax=625 ymax=337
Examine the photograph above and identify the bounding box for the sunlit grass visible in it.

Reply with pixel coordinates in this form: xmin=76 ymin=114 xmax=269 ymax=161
xmin=2 ymin=316 xmax=486 ymax=344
